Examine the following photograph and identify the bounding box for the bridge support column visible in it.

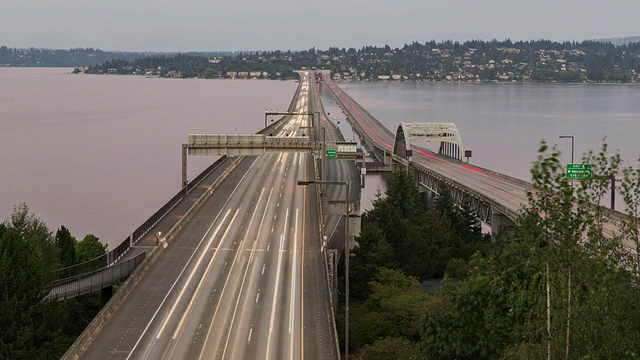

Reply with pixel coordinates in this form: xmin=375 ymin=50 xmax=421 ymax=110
xmin=101 ymin=286 xmax=113 ymax=306
xmin=348 ymin=215 xmax=361 ymax=249
xmin=491 ymin=212 xmax=515 ymax=234
xmin=420 ymin=190 xmax=436 ymax=210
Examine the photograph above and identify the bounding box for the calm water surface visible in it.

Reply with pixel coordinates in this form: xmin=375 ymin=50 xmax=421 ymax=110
xmin=339 ymin=81 xmax=640 ymax=182
xmin=1 ymin=68 xmax=297 ymax=248
xmin=2 ymin=69 xmax=639 ymax=248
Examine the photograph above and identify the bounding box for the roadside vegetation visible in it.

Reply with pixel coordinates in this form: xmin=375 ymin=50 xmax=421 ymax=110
xmin=336 ymin=142 xmax=640 ymax=359
xmin=0 ymin=203 xmax=108 ymax=359
xmin=2 ymin=140 xmax=639 ymax=359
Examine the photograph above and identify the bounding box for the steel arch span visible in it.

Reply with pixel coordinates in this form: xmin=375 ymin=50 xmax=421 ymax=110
xmin=393 ymin=122 xmax=465 ymax=161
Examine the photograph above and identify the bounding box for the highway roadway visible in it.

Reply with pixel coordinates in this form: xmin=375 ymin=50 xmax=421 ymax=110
xmin=322 ymin=74 xmax=635 ymax=247
xmin=310 ymin=75 xmax=361 ymax=251
xmin=322 ymin=74 xmax=535 ymax=218
xmin=81 ymin=73 xmax=337 ymax=360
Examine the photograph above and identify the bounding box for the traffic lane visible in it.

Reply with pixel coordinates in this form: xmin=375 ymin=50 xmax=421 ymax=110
xmin=302 ymin=185 xmax=337 ymax=359
xmin=217 ymin=152 xmax=296 ymax=359
xmin=127 ymin=156 xmax=267 ymax=359
xmin=325 ymin=159 xmax=360 ymax=204
xmin=200 ymin=187 xmax=275 ymax=360
xmin=224 ymin=152 xmax=305 ymax=359
xmin=272 ymin=152 xmax=307 ymax=360
xmin=180 ymin=157 xmax=286 ymax=360
xmin=146 ymin=207 xmax=240 ymax=360
xmin=413 ymin=153 xmax=528 ymax=213
xmin=79 ymin=157 xmax=258 ymax=360
xmin=223 ymin=152 xmax=305 ymax=360
xmin=193 ymin=152 xmax=307 ymax=357
xmin=190 ymin=152 xmax=295 ymax=359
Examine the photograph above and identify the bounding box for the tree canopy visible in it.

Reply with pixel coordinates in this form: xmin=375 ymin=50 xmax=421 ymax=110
xmin=340 ymin=141 xmax=640 ymax=359
xmin=0 ymin=203 xmax=109 ymax=359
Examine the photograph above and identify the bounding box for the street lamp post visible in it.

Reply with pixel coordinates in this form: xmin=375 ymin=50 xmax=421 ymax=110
xmin=322 ymin=127 xmax=327 ymax=187
xmin=560 ymin=135 xmax=575 ymax=191
xmin=559 ymin=135 xmax=575 ymax=164
xmin=297 ymin=179 xmax=350 ymax=360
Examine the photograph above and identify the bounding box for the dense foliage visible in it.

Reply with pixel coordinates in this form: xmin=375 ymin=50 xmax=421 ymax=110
xmin=84 ymin=39 xmax=640 ymax=82
xmin=0 ymin=46 xmax=141 ymax=67
xmin=324 ymin=39 xmax=640 ymax=82
xmin=87 ymin=50 xmax=317 ymax=79
xmin=0 ymin=204 xmax=108 ymax=359
xmin=338 ymin=142 xmax=640 ymax=359
xmin=0 ymin=46 xmax=234 ymax=67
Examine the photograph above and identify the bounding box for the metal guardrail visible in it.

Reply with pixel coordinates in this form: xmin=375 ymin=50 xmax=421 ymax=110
xmin=46 ymin=252 xmax=146 ymax=300
xmin=50 ymin=254 xmax=108 ymax=283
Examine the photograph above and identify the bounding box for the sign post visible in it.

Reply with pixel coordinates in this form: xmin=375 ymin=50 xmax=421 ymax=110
xmin=566 ymin=164 xmax=592 ymax=179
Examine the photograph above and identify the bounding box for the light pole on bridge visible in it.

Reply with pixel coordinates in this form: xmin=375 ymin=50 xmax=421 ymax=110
xmin=559 ymin=135 xmax=575 ymax=164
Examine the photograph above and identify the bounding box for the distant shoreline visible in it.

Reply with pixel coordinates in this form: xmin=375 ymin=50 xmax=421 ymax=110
xmin=3 ymin=67 xmax=638 ymax=84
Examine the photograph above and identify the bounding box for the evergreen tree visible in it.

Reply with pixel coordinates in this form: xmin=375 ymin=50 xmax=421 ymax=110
xmin=0 ymin=204 xmax=60 ymax=359
xmin=55 ymin=225 xmax=77 ymax=267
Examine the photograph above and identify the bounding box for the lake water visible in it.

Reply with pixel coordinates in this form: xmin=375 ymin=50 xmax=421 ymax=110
xmin=0 ymin=68 xmax=297 ymax=248
xmin=2 ymin=69 xmax=639 ymax=248
xmin=337 ymin=81 xmax=640 ymax=182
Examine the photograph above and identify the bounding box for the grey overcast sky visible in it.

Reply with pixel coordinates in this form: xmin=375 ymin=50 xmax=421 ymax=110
xmin=1 ymin=0 xmax=638 ymax=51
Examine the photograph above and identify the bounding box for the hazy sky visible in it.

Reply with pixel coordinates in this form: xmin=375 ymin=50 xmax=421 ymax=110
xmin=2 ymin=0 xmax=638 ymax=51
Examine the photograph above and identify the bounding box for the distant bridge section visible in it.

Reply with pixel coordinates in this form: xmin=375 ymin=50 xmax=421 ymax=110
xmin=394 ymin=122 xmax=465 ymax=161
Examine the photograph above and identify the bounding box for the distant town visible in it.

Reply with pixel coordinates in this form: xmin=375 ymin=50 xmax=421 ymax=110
xmin=2 ymin=38 xmax=640 ymax=82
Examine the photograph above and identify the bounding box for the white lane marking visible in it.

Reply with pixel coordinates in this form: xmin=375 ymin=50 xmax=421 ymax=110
xmin=144 ymin=209 xmax=231 ymax=344
xmin=248 ymin=328 xmax=253 ymax=344
xmin=125 ymin=204 xmax=234 ymax=360
xmin=266 ymin=209 xmax=289 ymax=360
xmin=262 ymin=264 xmax=266 ymax=275
xmin=255 ymin=292 xmax=260 ymax=304
xmin=289 ymin=209 xmax=299 ymax=360
xmin=219 ymin=187 xmax=270 ymax=359
xmin=289 ymin=209 xmax=298 ymax=335
xmin=170 ymin=209 xmax=240 ymax=340
xmin=267 ymin=244 xmax=270 ymax=251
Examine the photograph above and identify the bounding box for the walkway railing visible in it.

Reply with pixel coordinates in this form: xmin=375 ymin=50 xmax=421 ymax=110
xmin=46 ymin=252 xmax=146 ymax=300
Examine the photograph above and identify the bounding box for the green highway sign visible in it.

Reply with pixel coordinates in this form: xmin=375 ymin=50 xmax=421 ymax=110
xmin=566 ymin=163 xmax=592 ymax=179
xmin=326 ymin=149 xmax=337 ymax=159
